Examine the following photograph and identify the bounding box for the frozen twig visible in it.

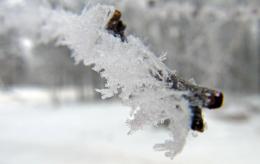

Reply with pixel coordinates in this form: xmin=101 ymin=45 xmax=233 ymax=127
xmin=47 ymin=5 xmax=223 ymax=159
xmin=106 ymin=9 xmax=223 ymax=132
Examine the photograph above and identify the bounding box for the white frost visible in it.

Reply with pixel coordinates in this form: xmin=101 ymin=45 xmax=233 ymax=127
xmin=45 ymin=4 xmax=191 ymax=159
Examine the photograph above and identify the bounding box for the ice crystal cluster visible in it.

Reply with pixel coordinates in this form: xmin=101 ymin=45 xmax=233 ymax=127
xmin=44 ymin=4 xmax=191 ymax=158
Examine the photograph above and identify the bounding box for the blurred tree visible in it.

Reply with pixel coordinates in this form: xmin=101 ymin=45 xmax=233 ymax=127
xmin=0 ymin=31 xmax=27 ymax=88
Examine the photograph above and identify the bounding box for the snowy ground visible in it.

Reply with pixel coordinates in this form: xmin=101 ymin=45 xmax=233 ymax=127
xmin=0 ymin=88 xmax=260 ymax=164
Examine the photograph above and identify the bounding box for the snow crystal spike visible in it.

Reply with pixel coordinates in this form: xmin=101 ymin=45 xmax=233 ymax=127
xmin=106 ymin=10 xmax=127 ymax=42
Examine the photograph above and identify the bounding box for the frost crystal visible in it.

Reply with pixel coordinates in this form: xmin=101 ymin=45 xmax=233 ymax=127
xmin=45 ymin=4 xmax=204 ymax=159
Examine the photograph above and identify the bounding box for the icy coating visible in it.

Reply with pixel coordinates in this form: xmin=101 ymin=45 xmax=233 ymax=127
xmin=44 ymin=4 xmax=191 ymax=159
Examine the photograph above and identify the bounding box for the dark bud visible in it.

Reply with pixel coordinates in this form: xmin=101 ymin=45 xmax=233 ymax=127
xmin=190 ymin=106 xmax=204 ymax=132
xmin=106 ymin=10 xmax=127 ymax=42
xmin=205 ymin=91 xmax=223 ymax=109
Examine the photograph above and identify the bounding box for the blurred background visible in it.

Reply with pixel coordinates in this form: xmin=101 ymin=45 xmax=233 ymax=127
xmin=0 ymin=0 xmax=259 ymax=163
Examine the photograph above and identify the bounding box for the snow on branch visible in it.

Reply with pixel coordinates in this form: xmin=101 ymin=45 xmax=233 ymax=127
xmin=45 ymin=4 xmax=223 ymax=159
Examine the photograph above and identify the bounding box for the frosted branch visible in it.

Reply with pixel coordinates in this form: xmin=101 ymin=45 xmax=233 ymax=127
xmin=46 ymin=4 xmax=223 ymax=159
